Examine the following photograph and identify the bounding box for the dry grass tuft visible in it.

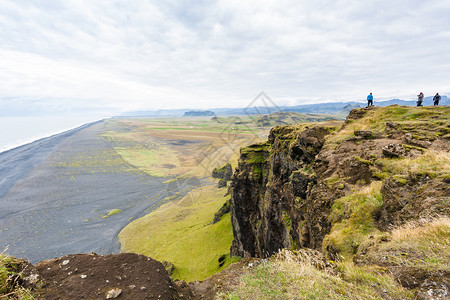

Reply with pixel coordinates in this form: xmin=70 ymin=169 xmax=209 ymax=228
xmin=378 ymin=150 xmax=450 ymax=179
xmin=359 ymin=217 xmax=450 ymax=271
xmin=391 ymin=216 xmax=450 ymax=242
xmin=222 ymin=249 xmax=413 ymax=299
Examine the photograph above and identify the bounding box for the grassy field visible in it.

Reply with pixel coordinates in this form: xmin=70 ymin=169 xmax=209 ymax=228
xmin=119 ymin=185 xmax=235 ymax=281
xmin=102 ymin=116 xmax=267 ymax=178
xmin=110 ymin=116 xmax=267 ymax=281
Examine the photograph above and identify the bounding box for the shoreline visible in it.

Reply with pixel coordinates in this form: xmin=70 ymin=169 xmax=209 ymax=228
xmin=0 ymin=118 xmax=106 ymax=155
xmin=0 ymin=120 xmax=194 ymax=263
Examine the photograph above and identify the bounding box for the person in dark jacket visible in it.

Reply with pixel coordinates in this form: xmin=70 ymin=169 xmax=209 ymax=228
xmin=417 ymin=92 xmax=424 ymax=106
xmin=433 ymin=93 xmax=441 ymax=106
xmin=367 ymin=93 xmax=373 ymax=107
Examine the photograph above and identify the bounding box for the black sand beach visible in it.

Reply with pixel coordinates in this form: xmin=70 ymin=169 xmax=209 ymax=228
xmin=0 ymin=121 xmax=191 ymax=263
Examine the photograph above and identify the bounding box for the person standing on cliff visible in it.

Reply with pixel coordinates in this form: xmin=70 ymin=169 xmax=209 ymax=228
xmin=417 ymin=92 xmax=424 ymax=106
xmin=433 ymin=93 xmax=441 ymax=106
xmin=367 ymin=93 xmax=374 ymax=107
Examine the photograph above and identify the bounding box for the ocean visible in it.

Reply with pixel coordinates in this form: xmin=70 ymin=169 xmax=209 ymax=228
xmin=0 ymin=115 xmax=107 ymax=153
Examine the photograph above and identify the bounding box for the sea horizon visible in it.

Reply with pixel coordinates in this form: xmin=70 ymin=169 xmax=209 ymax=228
xmin=0 ymin=114 xmax=108 ymax=154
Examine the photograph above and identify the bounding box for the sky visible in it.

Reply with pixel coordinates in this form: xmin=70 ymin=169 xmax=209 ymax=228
xmin=1 ymin=0 xmax=450 ymax=115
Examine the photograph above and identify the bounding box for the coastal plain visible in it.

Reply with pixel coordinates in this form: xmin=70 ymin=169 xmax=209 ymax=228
xmin=0 ymin=116 xmax=266 ymax=266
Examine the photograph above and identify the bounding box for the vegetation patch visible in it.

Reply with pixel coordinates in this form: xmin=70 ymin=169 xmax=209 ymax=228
xmin=1 ymin=252 xmax=37 ymax=299
xmin=377 ymin=150 xmax=450 ymax=179
xmin=323 ymin=181 xmax=383 ymax=258
xmin=359 ymin=217 xmax=450 ymax=271
xmin=119 ymin=185 xmax=234 ymax=282
xmin=114 ymin=146 xmax=180 ymax=177
xmin=324 ymin=106 xmax=450 ymax=150
xmin=105 ymin=209 xmax=122 ymax=217
xmin=223 ymin=249 xmax=412 ymax=299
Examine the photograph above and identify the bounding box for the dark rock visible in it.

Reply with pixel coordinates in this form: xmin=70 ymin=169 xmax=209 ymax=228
xmin=218 ymin=179 xmax=227 ymax=188
xmin=354 ymin=130 xmax=373 ymax=138
xmin=404 ymin=133 xmax=432 ymax=149
xmin=212 ymin=163 xmax=233 ymax=180
xmin=230 ymin=125 xmax=336 ymax=258
xmin=376 ymin=176 xmax=450 ymax=231
xmin=212 ymin=200 xmax=231 ymax=224
xmin=382 ymin=143 xmax=408 ymax=158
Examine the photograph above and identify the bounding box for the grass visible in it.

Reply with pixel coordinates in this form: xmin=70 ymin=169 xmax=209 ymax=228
xmin=222 ymin=249 xmax=413 ymax=299
xmin=360 ymin=217 xmax=450 ymax=270
xmin=376 ymin=150 xmax=450 ymax=179
xmin=101 ymin=118 xmax=267 ymax=179
xmin=104 ymin=209 xmax=122 ymax=218
xmin=324 ymin=106 xmax=450 ymax=150
xmin=0 ymin=251 xmax=36 ymax=299
xmin=323 ymin=181 xmax=383 ymax=259
xmin=115 ymin=146 xmax=180 ymax=177
xmin=119 ymin=185 xmax=235 ymax=281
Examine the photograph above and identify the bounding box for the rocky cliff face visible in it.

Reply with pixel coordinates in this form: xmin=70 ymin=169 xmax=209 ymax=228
xmin=230 ymin=106 xmax=450 ymax=259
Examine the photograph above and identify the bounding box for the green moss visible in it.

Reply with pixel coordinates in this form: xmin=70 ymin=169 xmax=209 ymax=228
xmin=392 ymin=175 xmax=408 ymax=185
xmin=355 ymin=156 xmax=373 ymax=166
xmin=325 ymin=174 xmax=341 ymax=186
xmin=323 ymin=182 xmax=383 ymax=258
xmin=324 ymin=106 xmax=450 ymax=150
xmin=402 ymin=144 xmax=425 ymax=153
xmin=282 ymin=211 xmax=291 ymax=232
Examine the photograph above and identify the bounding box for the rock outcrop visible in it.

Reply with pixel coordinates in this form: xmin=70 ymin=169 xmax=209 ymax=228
xmin=230 ymin=106 xmax=450 ymax=259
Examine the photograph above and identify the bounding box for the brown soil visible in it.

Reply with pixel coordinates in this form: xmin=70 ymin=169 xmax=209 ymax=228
xmin=35 ymin=253 xmax=177 ymax=300
xmin=27 ymin=253 xmax=261 ymax=300
xmin=184 ymin=257 xmax=261 ymax=299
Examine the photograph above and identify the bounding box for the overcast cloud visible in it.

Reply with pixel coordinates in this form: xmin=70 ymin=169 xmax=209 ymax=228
xmin=1 ymin=0 xmax=449 ymax=114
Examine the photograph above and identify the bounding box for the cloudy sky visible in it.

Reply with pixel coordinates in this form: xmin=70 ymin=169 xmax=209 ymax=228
xmin=1 ymin=0 xmax=449 ymax=115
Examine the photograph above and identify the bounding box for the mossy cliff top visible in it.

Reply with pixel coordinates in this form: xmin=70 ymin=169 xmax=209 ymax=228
xmin=230 ymin=105 xmax=449 ymax=298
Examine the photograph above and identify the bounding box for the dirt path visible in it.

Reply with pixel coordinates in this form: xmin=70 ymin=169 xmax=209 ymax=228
xmin=0 ymin=121 xmax=190 ymax=263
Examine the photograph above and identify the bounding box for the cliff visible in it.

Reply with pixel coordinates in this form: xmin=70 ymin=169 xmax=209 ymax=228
xmin=230 ymin=105 xmax=449 ymax=259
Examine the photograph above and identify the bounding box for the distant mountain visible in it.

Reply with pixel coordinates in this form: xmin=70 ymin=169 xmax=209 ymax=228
xmin=183 ymin=110 xmax=215 ymax=117
xmin=120 ymin=109 xmax=188 ymax=117
xmin=253 ymin=111 xmax=339 ymax=127
xmin=372 ymin=96 xmax=448 ymax=106
xmin=120 ymin=96 xmax=448 ymax=117
xmin=281 ymin=102 xmax=362 ymax=114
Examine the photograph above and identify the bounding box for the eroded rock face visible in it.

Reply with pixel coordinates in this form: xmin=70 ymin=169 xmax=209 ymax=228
xmin=377 ymin=176 xmax=450 ymax=230
xmin=230 ymin=106 xmax=450 ymax=259
xmin=230 ymin=125 xmax=335 ymax=258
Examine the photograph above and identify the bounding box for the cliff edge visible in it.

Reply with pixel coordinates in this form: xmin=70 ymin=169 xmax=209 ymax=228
xmin=230 ymin=105 xmax=449 ymax=298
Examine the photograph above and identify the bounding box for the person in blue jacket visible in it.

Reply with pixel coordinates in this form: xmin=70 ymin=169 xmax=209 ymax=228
xmin=367 ymin=93 xmax=374 ymax=107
